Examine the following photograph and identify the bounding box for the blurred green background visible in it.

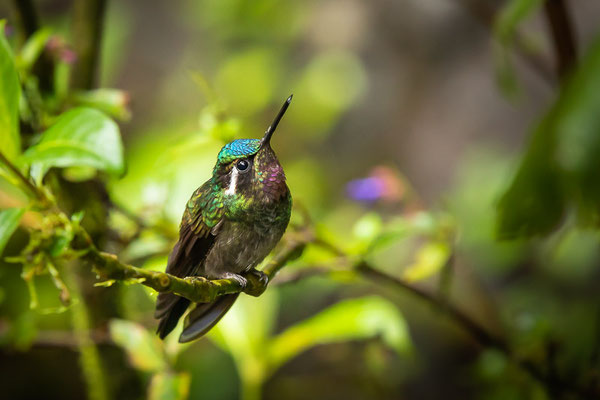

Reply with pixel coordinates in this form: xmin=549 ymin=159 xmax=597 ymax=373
xmin=1 ymin=0 xmax=600 ymax=399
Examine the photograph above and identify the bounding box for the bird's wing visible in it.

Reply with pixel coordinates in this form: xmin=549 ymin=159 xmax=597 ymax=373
xmin=154 ymin=182 xmax=224 ymax=337
xmin=162 ymin=181 xmax=224 ymax=279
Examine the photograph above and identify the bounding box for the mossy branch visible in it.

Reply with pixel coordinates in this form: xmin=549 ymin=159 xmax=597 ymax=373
xmin=72 ymin=225 xmax=306 ymax=303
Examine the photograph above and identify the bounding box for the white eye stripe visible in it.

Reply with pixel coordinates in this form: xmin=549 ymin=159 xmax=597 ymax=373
xmin=225 ymin=167 xmax=239 ymax=195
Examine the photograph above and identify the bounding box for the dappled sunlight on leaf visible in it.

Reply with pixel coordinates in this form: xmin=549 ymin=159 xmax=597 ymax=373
xmin=266 ymin=296 xmax=411 ymax=372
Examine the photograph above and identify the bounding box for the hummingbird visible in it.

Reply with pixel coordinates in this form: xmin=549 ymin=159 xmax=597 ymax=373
xmin=155 ymin=96 xmax=293 ymax=342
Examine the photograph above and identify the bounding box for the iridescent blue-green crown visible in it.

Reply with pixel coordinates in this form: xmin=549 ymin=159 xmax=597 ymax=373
xmin=217 ymin=139 xmax=261 ymax=164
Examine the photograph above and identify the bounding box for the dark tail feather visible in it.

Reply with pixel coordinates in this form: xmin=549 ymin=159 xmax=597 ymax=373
xmin=156 ymin=294 xmax=190 ymax=340
xmin=179 ymin=294 xmax=239 ymax=343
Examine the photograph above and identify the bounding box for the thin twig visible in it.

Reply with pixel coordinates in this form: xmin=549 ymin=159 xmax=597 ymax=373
xmin=0 ymin=151 xmax=48 ymax=203
xmin=356 ymin=262 xmax=508 ymax=350
xmin=453 ymin=0 xmax=555 ymax=86
xmin=309 ymin=234 xmax=598 ymax=397
xmin=355 ymin=262 xmax=599 ymax=398
xmin=310 ymin=237 xmax=507 ymax=349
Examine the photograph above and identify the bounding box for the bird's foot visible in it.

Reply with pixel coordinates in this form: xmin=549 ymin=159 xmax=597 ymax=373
xmin=220 ymin=272 xmax=248 ymax=289
xmin=244 ymin=269 xmax=269 ymax=297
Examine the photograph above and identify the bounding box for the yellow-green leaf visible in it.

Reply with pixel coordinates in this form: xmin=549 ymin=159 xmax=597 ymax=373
xmin=148 ymin=372 xmax=190 ymax=400
xmin=402 ymin=241 xmax=450 ymax=282
xmin=0 ymin=207 xmax=24 ymax=257
xmin=23 ymin=107 xmax=125 ymax=180
xmin=109 ymin=319 xmax=167 ymax=372
xmin=494 ymin=0 xmax=543 ymax=44
xmin=267 ymin=296 xmax=411 ymax=372
xmin=497 ymin=33 xmax=600 ymax=237
xmin=0 ymin=21 xmax=21 ymax=161
xmin=72 ymin=89 xmax=131 ymax=121
xmin=17 ymin=27 xmax=52 ymax=72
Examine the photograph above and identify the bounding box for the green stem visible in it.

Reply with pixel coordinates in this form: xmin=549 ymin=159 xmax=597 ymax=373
xmin=63 ymin=263 xmax=109 ymax=400
xmin=238 ymin=361 xmax=265 ymax=400
xmin=0 ymin=151 xmax=48 ymax=203
xmin=240 ymin=378 xmax=262 ymax=400
xmin=70 ymin=0 xmax=108 ymax=89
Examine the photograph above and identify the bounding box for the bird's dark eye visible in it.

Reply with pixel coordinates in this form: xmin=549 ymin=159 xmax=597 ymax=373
xmin=236 ymin=159 xmax=250 ymax=172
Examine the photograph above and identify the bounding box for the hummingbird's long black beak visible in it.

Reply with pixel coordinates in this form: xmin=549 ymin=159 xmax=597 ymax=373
xmin=261 ymin=94 xmax=292 ymax=148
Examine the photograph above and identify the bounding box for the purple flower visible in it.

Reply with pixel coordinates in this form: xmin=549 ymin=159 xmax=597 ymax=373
xmin=346 ymin=177 xmax=385 ymax=203
xmin=46 ymin=36 xmax=77 ymax=64
xmin=346 ymin=166 xmax=406 ymax=204
xmin=60 ymin=48 xmax=77 ymax=64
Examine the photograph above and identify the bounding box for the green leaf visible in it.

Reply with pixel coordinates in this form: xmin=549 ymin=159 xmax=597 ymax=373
xmin=148 ymin=372 xmax=190 ymax=400
xmin=492 ymin=0 xmax=543 ymax=99
xmin=267 ymin=296 xmax=411 ymax=371
xmin=497 ymin=34 xmax=600 ymax=237
xmin=17 ymin=28 xmax=52 ymax=72
xmin=494 ymin=0 xmax=543 ymax=44
xmin=368 ymin=218 xmax=411 ymax=252
xmin=0 ymin=21 xmax=21 ymax=161
xmin=72 ymin=89 xmax=131 ymax=121
xmin=0 ymin=208 xmax=24 ymax=257
xmin=349 ymin=212 xmax=383 ymax=254
xmin=210 ymin=290 xmax=278 ymax=358
xmin=492 ymin=42 xmax=520 ymax=99
xmin=209 ymin=291 xmax=279 ymax=390
xmin=402 ymin=241 xmax=451 ymax=282
xmin=109 ymin=319 xmax=167 ymax=372
xmin=23 ymin=107 xmax=125 ymax=180
xmin=352 ymin=212 xmax=383 ymax=242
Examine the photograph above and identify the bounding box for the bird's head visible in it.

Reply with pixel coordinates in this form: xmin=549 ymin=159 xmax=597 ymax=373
xmin=211 ymin=95 xmax=292 ymax=202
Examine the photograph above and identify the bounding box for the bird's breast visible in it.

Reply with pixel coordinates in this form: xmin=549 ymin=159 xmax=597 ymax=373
xmin=203 ymin=191 xmax=291 ymax=278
